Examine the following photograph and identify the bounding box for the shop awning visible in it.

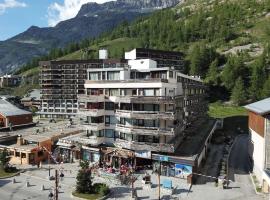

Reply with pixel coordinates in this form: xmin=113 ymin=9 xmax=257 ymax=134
xmin=56 ymin=142 xmax=72 ymax=148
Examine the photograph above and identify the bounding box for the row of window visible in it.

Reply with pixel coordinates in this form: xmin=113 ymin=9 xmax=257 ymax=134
xmin=86 ymin=130 xmax=161 ymax=143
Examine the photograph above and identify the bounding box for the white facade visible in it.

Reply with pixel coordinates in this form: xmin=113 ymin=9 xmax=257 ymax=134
xmin=125 ymin=49 xmax=137 ymax=60
xmin=99 ymin=49 xmax=108 ymax=59
xmin=128 ymin=59 xmax=157 ymax=70
xmin=250 ymin=128 xmax=265 ymax=182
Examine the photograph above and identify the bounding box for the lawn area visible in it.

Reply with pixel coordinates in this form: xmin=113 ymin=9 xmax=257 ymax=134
xmin=72 ymin=192 xmax=103 ymax=200
xmin=0 ymin=168 xmax=18 ymax=178
xmin=208 ymin=102 xmax=248 ymax=119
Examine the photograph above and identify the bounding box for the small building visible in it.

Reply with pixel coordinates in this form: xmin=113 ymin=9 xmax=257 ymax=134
xmin=244 ymin=98 xmax=270 ymax=193
xmin=21 ymin=89 xmax=41 ymax=110
xmin=0 ymin=98 xmax=33 ymax=128
xmin=0 ymin=74 xmax=21 ymax=88
xmin=0 ymin=120 xmax=83 ymax=165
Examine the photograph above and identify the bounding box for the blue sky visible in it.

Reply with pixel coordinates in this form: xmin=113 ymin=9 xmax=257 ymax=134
xmin=0 ymin=0 xmax=114 ymax=41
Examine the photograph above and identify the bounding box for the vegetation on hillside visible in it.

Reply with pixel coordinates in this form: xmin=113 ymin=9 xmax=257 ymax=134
xmin=15 ymin=0 xmax=270 ymax=105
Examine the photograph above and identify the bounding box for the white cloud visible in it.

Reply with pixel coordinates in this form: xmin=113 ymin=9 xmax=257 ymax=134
xmin=47 ymin=0 xmax=115 ymax=27
xmin=0 ymin=0 xmax=27 ymax=15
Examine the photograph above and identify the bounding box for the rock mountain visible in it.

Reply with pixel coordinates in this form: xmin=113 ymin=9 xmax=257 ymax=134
xmin=0 ymin=0 xmax=180 ymax=74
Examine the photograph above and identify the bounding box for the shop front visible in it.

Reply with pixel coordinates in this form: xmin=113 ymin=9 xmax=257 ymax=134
xmin=152 ymin=154 xmax=194 ymax=180
xmin=100 ymin=147 xmax=135 ymax=169
xmin=82 ymin=146 xmax=100 ymax=163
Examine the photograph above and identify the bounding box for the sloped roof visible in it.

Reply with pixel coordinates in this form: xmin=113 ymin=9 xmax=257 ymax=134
xmin=244 ymin=98 xmax=270 ymax=115
xmin=0 ymin=99 xmax=31 ymax=117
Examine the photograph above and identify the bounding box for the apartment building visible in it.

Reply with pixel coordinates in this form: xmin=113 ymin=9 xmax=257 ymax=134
xmin=39 ymin=49 xmax=185 ymax=119
xmin=125 ymin=48 xmax=184 ymax=70
xmin=39 ymin=58 xmax=127 ymax=118
xmin=77 ymin=57 xmax=208 ymax=171
xmin=245 ymin=98 xmax=270 ymax=193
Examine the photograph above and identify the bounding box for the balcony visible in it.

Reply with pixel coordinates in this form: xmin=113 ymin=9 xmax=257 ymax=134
xmin=77 ymin=136 xmax=106 ymax=146
xmin=78 ymin=95 xmax=105 ymax=103
xmin=111 ymin=96 xmax=179 ymax=104
xmin=80 ymin=122 xmax=105 ymax=131
xmin=115 ymin=110 xmax=175 ymax=120
xmin=115 ymin=124 xmax=175 ymax=136
xmin=114 ymin=139 xmax=174 ymax=153
xmin=78 ymin=109 xmax=105 ymax=117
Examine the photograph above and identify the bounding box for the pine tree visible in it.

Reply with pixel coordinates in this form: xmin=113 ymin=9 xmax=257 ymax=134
xmin=249 ymin=56 xmax=266 ymax=101
xmin=205 ymin=59 xmax=219 ymax=85
xmin=76 ymin=160 xmax=92 ymax=193
xmin=189 ymin=44 xmax=201 ymax=76
xmin=231 ymin=77 xmax=246 ymax=105
xmin=261 ymin=76 xmax=270 ymax=99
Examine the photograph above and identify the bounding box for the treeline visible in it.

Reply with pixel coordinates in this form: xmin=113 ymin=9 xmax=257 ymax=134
xmin=15 ymin=0 xmax=270 ymax=104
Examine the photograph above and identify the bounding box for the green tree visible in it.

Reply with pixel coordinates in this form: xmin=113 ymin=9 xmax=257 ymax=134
xmin=249 ymin=56 xmax=267 ymax=100
xmin=189 ymin=44 xmax=201 ymax=76
xmin=231 ymin=77 xmax=246 ymax=105
xmin=76 ymin=160 xmax=92 ymax=193
xmin=205 ymin=59 xmax=219 ymax=85
xmin=261 ymin=76 xmax=270 ymax=99
xmin=0 ymin=149 xmax=10 ymax=169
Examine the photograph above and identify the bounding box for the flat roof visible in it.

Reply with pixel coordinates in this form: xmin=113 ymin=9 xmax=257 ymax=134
xmin=0 ymin=98 xmax=31 ymax=117
xmin=244 ymin=98 xmax=270 ymax=115
xmin=3 ymin=119 xmax=83 ymax=143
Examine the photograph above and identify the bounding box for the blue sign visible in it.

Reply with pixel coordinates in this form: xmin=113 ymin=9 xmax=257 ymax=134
xmin=175 ymin=164 xmax=192 ymax=177
xmin=159 ymin=156 xmax=169 ymax=162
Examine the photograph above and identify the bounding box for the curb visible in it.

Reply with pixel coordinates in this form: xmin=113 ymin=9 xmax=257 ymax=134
xmin=0 ymin=170 xmax=23 ymax=179
xmin=70 ymin=191 xmax=111 ymax=200
xmin=249 ymin=173 xmax=265 ymax=196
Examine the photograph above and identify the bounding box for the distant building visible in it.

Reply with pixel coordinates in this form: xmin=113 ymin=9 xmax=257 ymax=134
xmin=125 ymin=48 xmax=185 ymax=70
xmin=39 ymin=59 xmax=127 ymax=119
xmin=0 ymin=74 xmax=21 ymax=88
xmin=39 ymin=48 xmax=186 ymax=119
xmin=244 ymin=98 xmax=270 ymax=193
xmin=0 ymin=98 xmax=33 ymax=129
xmin=21 ymin=89 xmax=41 ymax=110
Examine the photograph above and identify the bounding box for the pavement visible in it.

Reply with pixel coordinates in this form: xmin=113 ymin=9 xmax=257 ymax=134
xmin=0 ymin=134 xmax=268 ymax=200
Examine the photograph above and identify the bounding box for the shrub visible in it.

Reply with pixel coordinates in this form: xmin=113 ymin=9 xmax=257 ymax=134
xmin=93 ymin=183 xmax=110 ymax=196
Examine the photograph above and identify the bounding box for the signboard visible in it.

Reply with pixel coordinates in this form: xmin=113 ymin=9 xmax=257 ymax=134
xmin=135 ymin=151 xmax=151 ymax=159
xmin=159 ymin=156 xmax=169 ymax=162
xmin=175 ymin=164 xmax=192 ymax=178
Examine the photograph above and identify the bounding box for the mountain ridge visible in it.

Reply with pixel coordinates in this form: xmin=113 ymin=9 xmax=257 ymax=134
xmin=0 ymin=0 xmax=181 ymax=74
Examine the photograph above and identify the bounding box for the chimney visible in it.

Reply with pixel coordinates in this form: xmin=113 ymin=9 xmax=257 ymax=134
xmin=99 ymin=49 xmax=108 ymax=59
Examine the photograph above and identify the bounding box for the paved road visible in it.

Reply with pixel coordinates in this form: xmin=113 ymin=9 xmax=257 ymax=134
xmin=228 ymin=134 xmax=265 ymax=200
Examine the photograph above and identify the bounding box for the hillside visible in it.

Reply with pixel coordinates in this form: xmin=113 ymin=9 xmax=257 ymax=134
xmin=16 ymin=0 xmax=270 ymax=104
xmin=0 ymin=0 xmax=181 ymax=74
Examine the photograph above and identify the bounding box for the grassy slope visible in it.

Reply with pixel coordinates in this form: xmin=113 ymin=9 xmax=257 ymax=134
xmin=59 ymin=37 xmax=140 ymax=60
xmin=208 ymin=102 xmax=247 ymax=119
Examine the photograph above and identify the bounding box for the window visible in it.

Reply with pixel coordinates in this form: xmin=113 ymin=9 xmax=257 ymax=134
xmin=89 ymin=72 xmax=101 ymax=80
xmin=105 ymin=102 xmax=115 ymax=110
xmin=105 ymin=129 xmax=114 ymax=138
xmin=169 ymin=71 xmax=173 ymax=78
xmin=107 ymin=71 xmax=120 ymax=80
xmin=21 ymin=153 xmax=26 ymax=158
xmin=109 ymin=89 xmax=119 ymax=96
xmin=120 ymin=132 xmax=125 ymax=140
xmin=15 ymin=152 xmax=20 ymax=157
xmin=105 ymin=116 xmax=110 ymax=125
xmin=144 ymin=89 xmax=154 ymax=96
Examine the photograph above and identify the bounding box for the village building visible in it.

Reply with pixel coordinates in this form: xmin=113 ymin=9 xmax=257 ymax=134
xmin=0 ymin=120 xmax=82 ymax=165
xmin=244 ymin=98 xmax=270 ymax=193
xmin=0 ymin=98 xmax=33 ymax=129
